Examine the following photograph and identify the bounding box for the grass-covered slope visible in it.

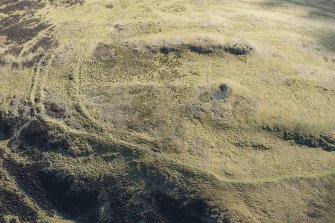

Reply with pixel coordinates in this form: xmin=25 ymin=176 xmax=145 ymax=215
xmin=0 ymin=0 xmax=335 ymax=222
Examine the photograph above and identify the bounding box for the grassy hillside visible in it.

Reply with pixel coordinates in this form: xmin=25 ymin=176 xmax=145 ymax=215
xmin=0 ymin=0 xmax=335 ymax=222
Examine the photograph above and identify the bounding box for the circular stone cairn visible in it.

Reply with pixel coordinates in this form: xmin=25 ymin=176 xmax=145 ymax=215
xmin=211 ymin=83 xmax=231 ymax=100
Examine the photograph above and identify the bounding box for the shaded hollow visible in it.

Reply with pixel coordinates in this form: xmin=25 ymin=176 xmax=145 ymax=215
xmin=39 ymin=171 xmax=100 ymax=222
xmin=153 ymin=192 xmax=214 ymax=223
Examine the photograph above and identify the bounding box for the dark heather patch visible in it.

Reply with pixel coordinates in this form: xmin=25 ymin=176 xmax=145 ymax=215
xmin=188 ymin=45 xmax=214 ymax=54
xmin=0 ymin=14 xmax=21 ymax=31
xmin=0 ymin=189 xmax=38 ymax=222
xmin=0 ymin=114 xmax=16 ymax=140
xmin=96 ymin=175 xmax=162 ymax=223
xmin=264 ymin=125 xmax=335 ymax=152
xmin=30 ymin=36 xmax=58 ymax=53
xmin=0 ymin=0 xmax=35 ymax=14
xmin=39 ymin=171 xmax=100 ymax=222
xmin=220 ymin=44 xmax=254 ymax=55
xmin=0 ymin=99 xmax=32 ymax=139
xmin=37 ymin=167 xmax=216 ymax=223
xmin=20 ymin=119 xmax=51 ymax=148
xmin=0 ymin=0 xmax=48 ymax=44
xmin=94 ymin=43 xmax=117 ymax=62
xmin=0 ymin=58 xmax=6 ymax=66
xmin=0 ymin=0 xmax=14 ymax=4
xmin=306 ymin=202 xmax=326 ymax=219
xmin=49 ymin=0 xmax=85 ymax=7
xmin=153 ymin=193 xmax=213 ymax=223
xmin=11 ymin=61 xmax=20 ymax=69
xmin=283 ymin=132 xmax=335 ymax=152
xmin=3 ymin=159 xmax=54 ymax=214
xmin=319 ymin=135 xmax=335 ymax=151
xmin=39 ymin=172 xmax=146 ymax=223
xmin=21 ymin=53 xmax=44 ymax=68
xmin=18 ymin=119 xmax=70 ymax=152
xmin=162 ymin=43 xmax=253 ymax=55
xmin=4 ymin=46 xmax=23 ymax=56
xmin=0 ymin=0 xmax=58 ymax=67
xmin=44 ymin=100 xmax=68 ymax=118
xmin=95 ymin=42 xmax=255 ymax=61
xmin=1 ymin=19 xmax=50 ymax=44
xmin=160 ymin=46 xmax=182 ymax=54
xmin=0 ymin=145 xmax=219 ymax=223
